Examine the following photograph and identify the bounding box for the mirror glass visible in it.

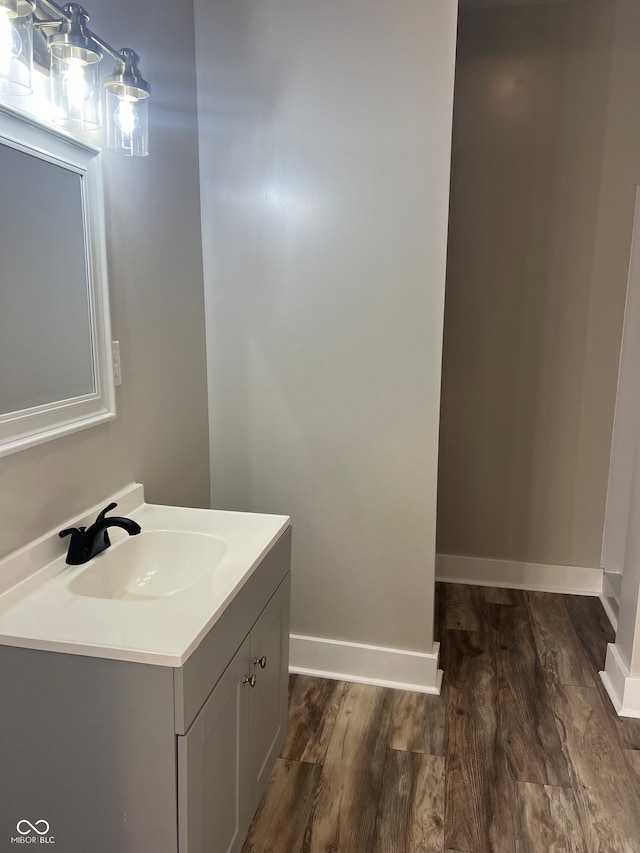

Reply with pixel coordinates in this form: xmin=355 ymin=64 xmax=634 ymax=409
xmin=0 ymin=145 xmax=94 ymax=413
xmin=0 ymin=104 xmax=115 ymax=456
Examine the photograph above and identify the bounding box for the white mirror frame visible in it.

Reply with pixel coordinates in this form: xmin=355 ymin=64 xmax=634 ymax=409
xmin=0 ymin=103 xmax=115 ymax=458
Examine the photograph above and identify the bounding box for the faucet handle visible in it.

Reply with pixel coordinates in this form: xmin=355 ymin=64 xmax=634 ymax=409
xmin=94 ymin=503 xmax=117 ymax=549
xmin=96 ymin=502 xmax=118 ymax=521
xmin=59 ymin=525 xmax=82 ymax=537
xmin=59 ymin=526 xmax=89 ymax=565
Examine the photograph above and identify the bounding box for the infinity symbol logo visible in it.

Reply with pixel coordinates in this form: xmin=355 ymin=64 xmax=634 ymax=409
xmin=16 ymin=820 xmax=50 ymax=836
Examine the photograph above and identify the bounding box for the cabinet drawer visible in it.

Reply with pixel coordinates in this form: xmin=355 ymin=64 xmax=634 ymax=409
xmin=174 ymin=527 xmax=291 ymax=734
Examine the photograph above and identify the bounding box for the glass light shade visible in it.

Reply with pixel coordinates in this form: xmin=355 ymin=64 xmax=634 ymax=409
xmin=106 ymin=87 xmax=148 ymax=156
xmin=0 ymin=8 xmax=33 ymax=96
xmin=50 ymin=53 xmax=101 ymax=129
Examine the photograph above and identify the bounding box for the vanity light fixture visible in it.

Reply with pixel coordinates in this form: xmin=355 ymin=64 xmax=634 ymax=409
xmin=105 ymin=48 xmax=149 ymax=157
xmin=0 ymin=0 xmax=149 ymax=155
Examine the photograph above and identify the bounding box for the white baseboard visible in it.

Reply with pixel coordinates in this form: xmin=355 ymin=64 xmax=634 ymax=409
xmin=436 ymin=553 xmax=603 ymax=596
xmin=600 ymin=643 xmax=640 ymax=718
xmin=289 ymin=634 xmax=442 ymax=695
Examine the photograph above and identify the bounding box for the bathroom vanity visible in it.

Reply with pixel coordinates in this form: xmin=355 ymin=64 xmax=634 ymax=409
xmin=0 ymin=486 xmax=291 ymax=853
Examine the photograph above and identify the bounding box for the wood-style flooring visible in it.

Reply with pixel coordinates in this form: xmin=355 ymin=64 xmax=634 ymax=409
xmin=242 ymin=583 xmax=640 ymax=853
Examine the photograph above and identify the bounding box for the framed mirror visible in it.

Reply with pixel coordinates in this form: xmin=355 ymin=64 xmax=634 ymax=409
xmin=0 ymin=103 xmax=115 ymax=457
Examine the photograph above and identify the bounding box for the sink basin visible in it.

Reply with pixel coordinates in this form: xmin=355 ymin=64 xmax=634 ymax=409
xmin=68 ymin=530 xmax=228 ymax=601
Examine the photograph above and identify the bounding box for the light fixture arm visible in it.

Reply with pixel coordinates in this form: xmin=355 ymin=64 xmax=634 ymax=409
xmin=32 ymin=15 xmax=62 ymax=32
xmin=88 ymin=31 xmax=122 ymax=64
xmin=31 ymin=0 xmax=65 ymax=29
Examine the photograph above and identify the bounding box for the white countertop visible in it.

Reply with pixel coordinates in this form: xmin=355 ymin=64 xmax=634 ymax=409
xmin=0 ymin=484 xmax=290 ymax=666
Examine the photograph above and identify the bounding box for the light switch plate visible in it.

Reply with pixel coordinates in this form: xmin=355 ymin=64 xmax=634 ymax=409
xmin=112 ymin=341 xmax=122 ymax=386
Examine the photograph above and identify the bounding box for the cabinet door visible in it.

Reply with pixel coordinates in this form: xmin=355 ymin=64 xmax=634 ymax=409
xmin=178 ymin=636 xmax=251 ymax=853
xmin=248 ymin=574 xmax=291 ymax=809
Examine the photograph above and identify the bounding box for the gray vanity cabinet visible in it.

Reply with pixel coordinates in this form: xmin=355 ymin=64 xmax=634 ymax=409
xmin=177 ymin=573 xmax=290 ymax=853
xmin=0 ymin=527 xmax=291 ymax=853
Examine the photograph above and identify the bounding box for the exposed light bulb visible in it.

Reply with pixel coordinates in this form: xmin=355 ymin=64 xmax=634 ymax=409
xmin=114 ymin=97 xmax=138 ymax=137
xmin=62 ymin=58 xmax=91 ymax=109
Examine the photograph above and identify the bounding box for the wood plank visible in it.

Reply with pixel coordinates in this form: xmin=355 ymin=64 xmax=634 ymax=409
xmin=484 ymin=587 xmax=525 ymax=606
xmin=526 ymin=591 xmax=594 ymax=688
xmin=241 ymin=758 xmax=320 ymax=853
xmin=445 ymin=584 xmax=486 ymax=631
xmin=280 ymin=675 xmax=346 ymax=765
xmin=371 ymin=751 xmax=444 ymax=853
xmin=307 ymin=682 xmax=394 ymax=852
xmin=624 ymin=749 xmax=640 ymax=802
xmin=444 ymin=628 xmax=516 ymax=853
xmin=511 ymin=781 xmax=585 ymax=853
xmin=549 ymin=683 xmax=640 ymax=851
xmin=389 ymin=689 xmax=445 ymax=756
xmin=626 ymin=748 xmax=640 ymax=774
xmin=489 ymin=603 xmax=571 ymax=787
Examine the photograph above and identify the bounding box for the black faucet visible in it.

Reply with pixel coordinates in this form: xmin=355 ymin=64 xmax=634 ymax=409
xmin=59 ymin=502 xmax=142 ymax=565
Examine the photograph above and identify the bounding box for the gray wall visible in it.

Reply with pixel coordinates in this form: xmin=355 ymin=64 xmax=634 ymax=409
xmin=438 ymin=0 xmax=640 ymax=569
xmin=194 ymin=0 xmax=458 ymax=654
xmin=0 ymin=0 xmax=210 ymax=561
